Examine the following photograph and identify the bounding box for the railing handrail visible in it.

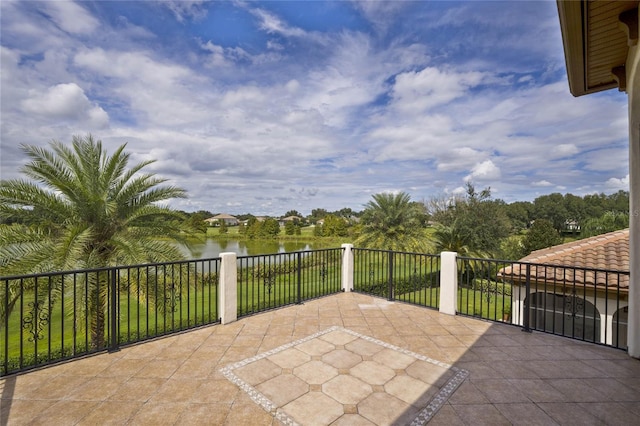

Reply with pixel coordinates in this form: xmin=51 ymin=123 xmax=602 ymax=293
xmin=0 ymin=256 xmax=224 ymax=281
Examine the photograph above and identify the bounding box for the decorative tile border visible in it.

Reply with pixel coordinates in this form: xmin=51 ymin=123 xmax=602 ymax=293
xmin=220 ymin=326 xmax=468 ymax=426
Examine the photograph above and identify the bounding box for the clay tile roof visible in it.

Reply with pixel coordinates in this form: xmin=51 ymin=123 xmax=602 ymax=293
xmin=499 ymin=229 xmax=629 ymax=292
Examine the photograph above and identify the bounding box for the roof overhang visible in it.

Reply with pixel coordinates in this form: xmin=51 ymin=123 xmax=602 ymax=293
xmin=557 ymin=0 xmax=638 ymax=96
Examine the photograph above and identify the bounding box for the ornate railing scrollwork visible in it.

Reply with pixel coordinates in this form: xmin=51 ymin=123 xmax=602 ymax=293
xmin=22 ymin=301 xmax=49 ymax=342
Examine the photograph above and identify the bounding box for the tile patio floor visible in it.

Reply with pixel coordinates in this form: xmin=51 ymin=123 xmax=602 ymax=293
xmin=2 ymin=292 xmax=640 ymax=425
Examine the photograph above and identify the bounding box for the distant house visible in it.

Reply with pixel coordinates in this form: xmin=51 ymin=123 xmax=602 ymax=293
xmin=279 ymin=215 xmax=302 ymax=226
xmin=205 ymin=213 xmax=239 ymax=226
xmin=499 ymin=229 xmax=629 ymax=347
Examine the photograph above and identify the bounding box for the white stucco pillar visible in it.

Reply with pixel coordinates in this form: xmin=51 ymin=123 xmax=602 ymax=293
xmin=218 ymin=252 xmax=237 ymax=324
xmin=626 ymin=19 xmax=640 ymax=358
xmin=341 ymin=244 xmax=354 ymax=292
xmin=439 ymin=251 xmax=458 ymax=315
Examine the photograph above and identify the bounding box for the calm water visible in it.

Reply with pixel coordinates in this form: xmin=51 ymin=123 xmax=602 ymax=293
xmin=179 ymin=238 xmax=332 ymax=260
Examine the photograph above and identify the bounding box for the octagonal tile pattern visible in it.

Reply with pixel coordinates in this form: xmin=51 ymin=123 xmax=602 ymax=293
xmin=220 ymin=326 xmax=468 ymax=425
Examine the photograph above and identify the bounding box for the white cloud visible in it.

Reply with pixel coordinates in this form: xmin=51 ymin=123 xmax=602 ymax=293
xmin=21 ymin=83 xmax=108 ymax=128
xmin=165 ymin=1 xmax=208 ymax=23
xmin=606 ymin=174 xmax=630 ymax=190
xmin=532 ymin=180 xmax=554 ymax=187
xmin=391 ymin=67 xmax=485 ymax=113
xmin=551 ymin=143 xmax=578 ymax=157
xmin=40 ymin=1 xmax=99 ymax=35
xmin=465 ymin=160 xmax=501 ymax=182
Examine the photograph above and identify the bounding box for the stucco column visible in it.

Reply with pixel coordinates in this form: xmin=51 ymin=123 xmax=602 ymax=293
xmin=627 ymin=22 xmax=639 ymax=358
xmin=439 ymin=251 xmax=458 ymax=315
xmin=218 ymin=252 xmax=237 ymax=325
xmin=341 ymin=244 xmax=354 ymax=292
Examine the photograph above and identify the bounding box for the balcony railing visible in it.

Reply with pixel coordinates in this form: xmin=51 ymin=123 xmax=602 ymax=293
xmin=1 ymin=246 xmax=629 ymax=376
xmin=237 ymin=248 xmax=344 ymax=317
xmin=352 ymin=248 xmax=440 ymax=309
xmin=1 ymin=257 xmax=220 ymax=376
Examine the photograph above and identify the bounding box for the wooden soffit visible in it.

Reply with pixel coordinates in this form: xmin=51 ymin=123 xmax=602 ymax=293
xmin=557 ymin=0 xmax=638 ymax=96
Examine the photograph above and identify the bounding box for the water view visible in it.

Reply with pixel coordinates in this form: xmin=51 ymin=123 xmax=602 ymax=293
xmin=179 ymin=238 xmax=334 ymax=259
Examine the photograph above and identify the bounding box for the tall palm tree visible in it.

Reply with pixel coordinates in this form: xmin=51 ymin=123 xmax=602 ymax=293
xmin=0 ymin=135 xmax=188 ymax=347
xmin=356 ymin=192 xmax=425 ymax=251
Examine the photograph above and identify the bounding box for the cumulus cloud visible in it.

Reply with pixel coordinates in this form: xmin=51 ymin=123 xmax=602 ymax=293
xmin=0 ymin=1 xmax=631 ymax=214
xmin=391 ymin=67 xmax=485 ymax=113
xmin=465 ymin=160 xmax=501 ymax=182
xmin=606 ymin=175 xmax=630 ymax=190
xmin=21 ymin=83 xmax=108 ymax=128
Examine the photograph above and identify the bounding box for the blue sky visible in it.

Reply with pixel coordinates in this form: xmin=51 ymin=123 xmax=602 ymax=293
xmin=0 ymin=1 xmax=630 ymax=216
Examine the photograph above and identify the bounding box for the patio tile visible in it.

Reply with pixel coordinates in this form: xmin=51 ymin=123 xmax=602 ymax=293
xmin=384 ymin=374 xmax=437 ymax=407
xmin=428 ymin=404 xmax=466 ymax=425
xmin=64 ymin=376 xmax=127 ymax=401
xmin=322 ymin=348 xmax=362 ymax=369
xmin=330 ymin=413 xmax=376 ymax=425
xmin=256 ymin=373 xmax=309 ymax=406
xmin=293 ymin=360 xmax=338 ymax=384
xmin=357 ymin=391 xmax=418 ymax=425
xmin=545 ymin=378 xmax=610 ymax=402
xmin=191 ymin=379 xmax=240 ymax=404
xmin=233 ymin=358 xmax=281 ymax=386
xmin=127 ymin=401 xmax=186 ymax=425
xmin=448 ymin=380 xmax=491 ymax=404
xmin=3 ymin=291 xmax=639 ymax=426
xmin=134 ymin=359 xmax=182 ymax=378
xmin=30 ymin=400 xmax=101 ymax=425
xmin=350 ymin=360 xmax=395 ymax=385
xmin=494 ymin=402 xmax=559 ymax=425
xmin=451 ymin=403 xmax=512 ymax=425
xmin=96 ymin=357 xmax=147 ymax=378
xmin=472 ymin=378 xmax=532 ymax=404
xmin=506 ymin=379 xmax=568 ymax=403
xmin=148 ymin=378 xmax=202 ymax=403
xmin=322 ymin=375 xmax=373 ymax=404
xmin=537 ymin=402 xmax=603 ymax=425
xmin=295 ymin=336 xmax=336 ymax=356
xmin=174 ymin=402 xmax=231 ymax=425
xmin=267 ymin=347 xmax=311 ymax=368
xmin=283 ymin=392 xmax=344 ymax=426
xmin=578 ymin=401 xmax=640 ymax=425
xmin=0 ymin=399 xmax=58 ymax=424
xmin=75 ymin=401 xmax=143 ymax=425
xmin=107 ymin=377 xmax=166 ymax=402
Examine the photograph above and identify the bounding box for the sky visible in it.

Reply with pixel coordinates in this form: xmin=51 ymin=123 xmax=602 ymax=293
xmin=0 ymin=1 xmax=630 ymax=217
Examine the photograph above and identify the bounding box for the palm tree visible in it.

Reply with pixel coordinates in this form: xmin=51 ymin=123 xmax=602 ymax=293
xmin=356 ymin=192 xmax=425 ymax=251
xmin=0 ymin=135 xmax=189 ymax=347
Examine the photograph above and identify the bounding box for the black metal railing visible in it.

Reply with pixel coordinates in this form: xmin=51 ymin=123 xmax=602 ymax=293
xmin=456 ymin=257 xmax=514 ymax=323
xmin=352 ymin=248 xmax=440 ymax=309
xmin=459 ymin=256 xmax=629 ymax=350
xmin=2 ymin=246 xmax=630 ymax=376
xmin=1 ymin=257 xmax=220 ymax=376
xmin=237 ymin=248 xmax=343 ymax=317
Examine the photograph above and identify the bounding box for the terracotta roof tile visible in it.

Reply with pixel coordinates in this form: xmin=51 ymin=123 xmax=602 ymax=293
xmin=499 ymin=229 xmax=629 ymax=291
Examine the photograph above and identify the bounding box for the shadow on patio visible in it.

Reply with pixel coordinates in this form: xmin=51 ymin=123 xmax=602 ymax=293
xmin=2 ymin=291 xmax=639 ymax=425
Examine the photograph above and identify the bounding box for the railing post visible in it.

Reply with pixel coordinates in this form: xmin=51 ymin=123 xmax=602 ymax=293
xmin=341 ymin=244 xmax=353 ymax=292
xmin=219 ymin=252 xmax=237 ymax=324
xmin=387 ymin=250 xmax=394 ymax=301
xmin=439 ymin=251 xmax=458 ymax=315
xmin=109 ymin=268 xmax=119 ymax=352
xmin=523 ymin=263 xmax=532 ymax=332
xmin=297 ymin=251 xmax=302 ymax=304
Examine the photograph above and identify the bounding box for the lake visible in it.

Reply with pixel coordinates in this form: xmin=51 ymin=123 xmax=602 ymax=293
xmin=179 ymin=238 xmax=335 ymax=259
